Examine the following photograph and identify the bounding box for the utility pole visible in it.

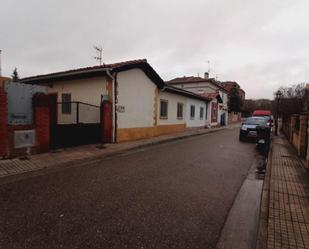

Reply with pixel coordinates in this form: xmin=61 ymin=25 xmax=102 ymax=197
xmin=94 ymin=46 xmax=103 ymax=65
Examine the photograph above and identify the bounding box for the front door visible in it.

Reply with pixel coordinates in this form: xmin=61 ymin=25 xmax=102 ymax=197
xmin=220 ymin=113 xmax=226 ymax=126
xmin=211 ymin=102 xmax=218 ymax=123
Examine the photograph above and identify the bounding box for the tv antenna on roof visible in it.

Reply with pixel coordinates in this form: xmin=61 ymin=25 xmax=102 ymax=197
xmin=94 ymin=45 xmax=103 ymax=65
xmin=204 ymin=60 xmax=211 ymax=75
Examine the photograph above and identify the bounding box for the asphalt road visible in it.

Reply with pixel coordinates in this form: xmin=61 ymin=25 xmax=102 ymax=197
xmin=0 ymin=127 xmax=257 ymax=249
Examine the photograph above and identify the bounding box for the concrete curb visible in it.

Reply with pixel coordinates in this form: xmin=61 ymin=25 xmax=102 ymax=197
xmin=255 ymin=139 xmax=273 ymax=249
xmin=0 ymin=126 xmax=230 ymax=184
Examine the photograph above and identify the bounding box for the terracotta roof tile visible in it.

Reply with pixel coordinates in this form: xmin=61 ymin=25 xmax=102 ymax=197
xmin=167 ymin=76 xmax=228 ymax=93
xmin=20 ymin=59 xmax=148 ymax=81
xmin=200 ymin=92 xmax=219 ymax=100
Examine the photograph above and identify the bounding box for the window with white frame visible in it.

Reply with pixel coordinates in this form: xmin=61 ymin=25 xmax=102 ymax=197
xmin=61 ymin=93 xmax=71 ymax=114
xmin=177 ymin=103 xmax=184 ymax=119
xmin=190 ymin=105 xmax=195 ymax=119
xmin=200 ymin=107 xmax=204 ymax=119
xmin=160 ymin=100 xmax=168 ymax=119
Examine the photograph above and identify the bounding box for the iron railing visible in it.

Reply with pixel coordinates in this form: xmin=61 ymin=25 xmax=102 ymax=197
xmin=56 ymin=101 xmax=101 ymax=125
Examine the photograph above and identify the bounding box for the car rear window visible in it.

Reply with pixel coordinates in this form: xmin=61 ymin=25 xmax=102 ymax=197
xmin=244 ymin=117 xmax=267 ymax=125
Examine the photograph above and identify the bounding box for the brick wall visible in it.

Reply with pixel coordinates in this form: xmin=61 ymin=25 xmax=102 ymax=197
xmin=307 ymin=125 xmax=309 ymax=168
xmin=298 ymin=114 xmax=308 ymax=157
xmin=33 ymin=93 xmax=50 ymax=153
xmin=101 ymin=101 xmax=112 ymax=143
xmin=34 ymin=107 xmax=50 ymax=152
xmin=286 ymin=114 xmax=308 ymax=160
xmin=0 ymin=87 xmax=8 ymax=157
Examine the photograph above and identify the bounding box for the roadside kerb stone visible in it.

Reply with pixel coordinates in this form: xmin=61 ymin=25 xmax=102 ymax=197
xmin=256 ymin=140 xmax=273 ymax=249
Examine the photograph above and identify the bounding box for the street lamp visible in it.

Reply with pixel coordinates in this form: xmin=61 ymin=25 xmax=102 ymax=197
xmin=275 ymin=90 xmax=282 ymax=136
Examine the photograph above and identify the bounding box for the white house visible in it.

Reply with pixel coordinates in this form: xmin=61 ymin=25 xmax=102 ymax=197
xmin=20 ymin=59 xmax=210 ymax=145
xmin=166 ymin=73 xmax=229 ymax=126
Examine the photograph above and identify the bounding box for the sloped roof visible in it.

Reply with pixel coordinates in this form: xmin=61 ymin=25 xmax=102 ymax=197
xmin=219 ymin=81 xmax=245 ymax=94
xmin=19 ymin=59 xmax=165 ymax=88
xmin=163 ymin=85 xmax=210 ymax=102
xmin=19 ymin=59 xmax=211 ymax=102
xmin=167 ymin=76 xmax=228 ymax=93
xmin=200 ymin=92 xmax=223 ymax=103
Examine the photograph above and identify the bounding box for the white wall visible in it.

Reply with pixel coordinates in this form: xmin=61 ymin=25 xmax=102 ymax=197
xmin=117 ymin=69 xmax=157 ymax=129
xmin=48 ymin=77 xmax=107 ymax=124
xmin=186 ymin=98 xmax=208 ymax=128
xmin=172 ymin=82 xmax=218 ymax=94
xmin=218 ymin=90 xmax=229 ymax=125
xmin=157 ymin=91 xmax=186 ymax=126
xmin=48 ymin=77 xmax=107 ymax=105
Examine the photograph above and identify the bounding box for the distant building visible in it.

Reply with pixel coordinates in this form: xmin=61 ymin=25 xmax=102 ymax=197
xmin=219 ymin=81 xmax=245 ymax=101
xmin=166 ymin=73 xmax=229 ymax=126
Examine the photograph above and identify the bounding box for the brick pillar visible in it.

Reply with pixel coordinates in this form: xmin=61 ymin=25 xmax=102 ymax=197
xmin=298 ymin=113 xmax=308 ymax=157
xmin=0 ymin=87 xmax=8 ymax=157
xmin=307 ymin=124 xmax=309 ymax=168
xmin=33 ymin=93 xmax=50 ymax=153
xmin=290 ymin=115 xmax=297 ymax=142
xmin=100 ymin=101 xmax=112 ymax=143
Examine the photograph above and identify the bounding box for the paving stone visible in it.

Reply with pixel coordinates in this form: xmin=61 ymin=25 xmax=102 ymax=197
xmin=265 ymin=136 xmax=309 ymax=249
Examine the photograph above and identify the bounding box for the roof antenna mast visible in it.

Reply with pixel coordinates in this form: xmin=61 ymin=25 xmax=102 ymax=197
xmin=93 ymin=45 xmax=103 ymax=65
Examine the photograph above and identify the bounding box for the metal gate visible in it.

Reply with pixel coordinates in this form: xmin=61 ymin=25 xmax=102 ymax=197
xmin=50 ymin=101 xmax=101 ymax=148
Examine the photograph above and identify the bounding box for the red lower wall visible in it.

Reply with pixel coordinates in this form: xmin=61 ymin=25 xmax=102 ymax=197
xmin=35 ymin=107 xmax=50 ymax=153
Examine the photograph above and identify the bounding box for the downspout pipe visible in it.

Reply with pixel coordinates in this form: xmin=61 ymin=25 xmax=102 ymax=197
xmin=104 ymin=69 xmax=116 ymax=143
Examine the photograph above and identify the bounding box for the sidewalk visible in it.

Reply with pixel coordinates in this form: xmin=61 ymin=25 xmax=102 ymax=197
xmin=0 ymin=124 xmax=238 ymax=180
xmin=257 ymin=135 xmax=309 ymax=249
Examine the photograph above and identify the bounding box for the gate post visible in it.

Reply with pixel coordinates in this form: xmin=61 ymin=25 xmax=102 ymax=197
xmin=33 ymin=93 xmax=50 ymax=152
xmin=298 ymin=113 xmax=308 ymax=157
xmin=0 ymin=86 xmax=8 ymax=157
xmin=100 ymin=101 xmax=113 ymax=143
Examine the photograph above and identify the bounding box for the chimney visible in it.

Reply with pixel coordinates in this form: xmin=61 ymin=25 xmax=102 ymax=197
xmin=204 ymin=72 xmax=209 ymax=79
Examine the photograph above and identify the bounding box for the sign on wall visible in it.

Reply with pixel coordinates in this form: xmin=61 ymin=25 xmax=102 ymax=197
xmin=14 ymin=130 xmax=36 ymax=148
xmin=5 ymin=82 xmax=47 ymax=125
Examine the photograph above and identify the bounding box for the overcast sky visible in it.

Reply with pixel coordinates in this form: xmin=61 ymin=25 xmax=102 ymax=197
xmin=1 ymin=0 xmax=309 ymax=99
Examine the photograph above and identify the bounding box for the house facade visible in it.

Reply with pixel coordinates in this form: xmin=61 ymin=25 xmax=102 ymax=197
xmin=20 ymin=60 xmax=210 ymax=145
xmin=219 ymin=81 xmax=246 ymax=123
xmin=166 ymin=74 xmax=229 ymax=126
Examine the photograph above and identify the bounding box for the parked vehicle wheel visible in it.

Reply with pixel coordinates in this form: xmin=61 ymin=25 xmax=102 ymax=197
xmin=239 ymin=134 xmax=244 ymax=141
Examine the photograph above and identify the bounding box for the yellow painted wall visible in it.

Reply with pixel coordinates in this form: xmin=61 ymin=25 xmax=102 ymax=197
xmin=117 ymin=124 xmax=186 ymax=143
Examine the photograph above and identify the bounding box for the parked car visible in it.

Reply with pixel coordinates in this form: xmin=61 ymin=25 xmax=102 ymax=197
xmin=256 ymin=124 xmax=271 ymax=154
xmin=252 ymin=110 xmax=273 ymax=126
xmin=239 ymin=116 xmax=268 ymax=141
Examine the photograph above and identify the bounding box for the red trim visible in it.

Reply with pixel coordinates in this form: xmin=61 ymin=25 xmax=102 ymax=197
xmin=253 ymin=110 xmax=271 ymax=116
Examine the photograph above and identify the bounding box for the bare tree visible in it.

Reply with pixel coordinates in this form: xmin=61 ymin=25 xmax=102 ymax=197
xmin=277 ymin=83 xmax=307 ymax=115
